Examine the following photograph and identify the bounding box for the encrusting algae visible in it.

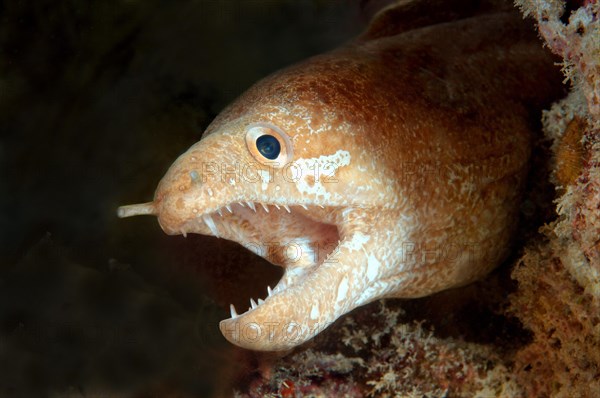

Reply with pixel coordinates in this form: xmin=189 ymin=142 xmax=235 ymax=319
xmin=508 ymin=0 xmax=600 ymax=396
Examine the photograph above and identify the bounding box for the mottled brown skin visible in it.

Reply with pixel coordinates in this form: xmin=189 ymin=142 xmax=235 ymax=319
xmin=119 ymin=4 xmax=563 ymax=350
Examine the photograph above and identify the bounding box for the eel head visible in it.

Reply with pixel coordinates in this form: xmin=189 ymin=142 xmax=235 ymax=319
xmin=118 ymin=66 xmax=397 ymax=350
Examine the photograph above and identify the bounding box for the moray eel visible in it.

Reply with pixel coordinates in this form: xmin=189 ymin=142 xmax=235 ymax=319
xmin=118 ymin=1 xmax=562 ymax=351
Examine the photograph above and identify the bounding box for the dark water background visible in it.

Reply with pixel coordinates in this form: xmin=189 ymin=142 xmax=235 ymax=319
xmin=0 ymin=1 xmax=362 ymax=395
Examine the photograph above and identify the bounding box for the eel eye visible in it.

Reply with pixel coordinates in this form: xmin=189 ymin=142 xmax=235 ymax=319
xmin=256 ymin=135 xmax=280 ymax=160
xmin=245 ymin=123 xmax=293 ymax=167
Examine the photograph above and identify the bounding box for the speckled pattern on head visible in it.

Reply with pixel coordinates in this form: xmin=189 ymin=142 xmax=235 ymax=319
xmin=118 ymin=1 xmax=563 ymax=351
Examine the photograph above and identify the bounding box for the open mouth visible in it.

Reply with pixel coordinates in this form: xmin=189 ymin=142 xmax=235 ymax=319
xmin=177 ymin=200 xmax=346 ymax=350
xmin=118 ymin=196 xmax=355 ymax=351
xmin=182 ymin=200 xmax=342 ymax=306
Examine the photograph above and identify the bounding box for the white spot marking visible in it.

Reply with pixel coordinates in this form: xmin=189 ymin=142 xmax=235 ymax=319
xmin=336 ymin=277 xmax=349 ymax=304
xmin=366 ymin=254 xmax=381 ymax=282
xmin=344 ymin=232 xmax=371 ymax=252
xmin=310 ymin=305 xmax=319 ymax=320
xmin=258 ymin=170 xmax=271 ymax=191
xmin=293 ymin=150 xmax=351 ymax=199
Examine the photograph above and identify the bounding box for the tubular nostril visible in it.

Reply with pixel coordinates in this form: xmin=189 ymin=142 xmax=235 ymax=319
xmin=117 ymin=202 xmax=156 ymax=218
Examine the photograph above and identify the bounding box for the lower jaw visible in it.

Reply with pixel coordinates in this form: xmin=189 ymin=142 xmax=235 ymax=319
xmin=218 ymin=245 xmax=357 ymax=351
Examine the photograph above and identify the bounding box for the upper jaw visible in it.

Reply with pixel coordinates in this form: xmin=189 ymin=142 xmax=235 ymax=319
xmin=170 ymin=197 xmax=336 ymax=241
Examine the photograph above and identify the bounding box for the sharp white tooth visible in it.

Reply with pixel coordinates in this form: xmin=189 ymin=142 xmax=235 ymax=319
xmin=250 ymin=298 xmax=257 ymax=309
xmin=274 ymin=204 xmax=281 ymax=210
xmin=260 ymin=203 xmax=269 ymax=212
xmin=318 ymin=204 xmax=325 ymax=208
xmin=239 ymin=201 xmax=245 ymax=207
xmin=258 ymin=298 xmax=265 ymax=305
xmin=230 ymin=304 xmax=238 ymax=319
xmin=301 ymin=204 xmax=308 ymax=210
xmin=283 ymin=205 xmax=291 ymax=213
xmin=202 ymin=215 xmax=220 ymax=238
xmin=217 ymin=208 xmax=223 ymax=217
xmin=247 ymin=202 xmax=256 ymax=212
xmin=226 ymin=205 xmax=233 ymax=213
xmin=267 ymin=285 xmax=273 ymax=296
xmin=181 ymin=230 xmax=187 ymax=238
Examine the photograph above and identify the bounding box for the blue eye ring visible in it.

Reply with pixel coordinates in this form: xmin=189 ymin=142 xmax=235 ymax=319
xmin=245 ymin=123 xmax=293 ymax=167
xmin=256 ymin=134 xmax=281 ymax=160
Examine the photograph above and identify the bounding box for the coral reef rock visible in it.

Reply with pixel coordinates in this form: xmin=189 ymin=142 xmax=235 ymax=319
xmin=510 ymin=1 xmax=600 ymax=396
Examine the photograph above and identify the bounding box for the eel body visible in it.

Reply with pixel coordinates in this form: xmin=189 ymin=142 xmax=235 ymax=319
xmin=118 ymin=2 xmax=562 ymax=350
